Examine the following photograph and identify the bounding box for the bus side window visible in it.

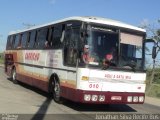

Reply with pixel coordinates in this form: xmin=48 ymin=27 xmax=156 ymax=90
xmin=17 ymin=34 xmax=22 ymax=49
xmin=46 ymin=27 xmax=53 ymax=48
xmin=36 ymin=28 xmax=49 ymax=49
xmin=26 ymin=32 xmax=31 ymax=48
xmin=51 ymin=25 xmax=62 ymax=49
xmin=6 ymin=36 xmax=13 ymax=50
xmin=64 ymin=28 xmax=80 ymax=66
xmin=21 ymin=32 xmax=28 ymax=49
xmin=14 ymin=34 xmax=20 ymax=49
xmin=10 ymin=35 xmax=15 ymax=49
xmin=28 ymin=30 xmax=36 ymax=49
xmin=61 ymin=24 xmax=65 ymax=43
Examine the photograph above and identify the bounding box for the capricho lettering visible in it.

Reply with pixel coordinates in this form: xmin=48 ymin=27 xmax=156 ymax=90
xmin=25 ymin=52 xmax=40 ymax=61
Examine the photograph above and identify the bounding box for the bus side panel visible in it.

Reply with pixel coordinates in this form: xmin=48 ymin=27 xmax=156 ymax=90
xmin=16 ymin=72 xmax=33 ymax=86
xmin=17 ymin=73 xmax=49 ymax=92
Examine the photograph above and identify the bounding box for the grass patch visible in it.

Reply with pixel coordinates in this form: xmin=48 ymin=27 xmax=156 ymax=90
xmin=146 ymin=68 xmax=160 ymax=99
xmin=0 ymin=59 xmax=4 ymax=64
xmin=146 ymin=84 xmax=160 ymax=98
xmin=0 ymin=52 xmax=4 ymax=64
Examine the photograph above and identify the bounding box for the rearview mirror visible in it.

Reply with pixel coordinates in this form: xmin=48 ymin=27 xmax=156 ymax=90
xmin=145 ymin=38 xmax=157 ymax=59
xmin=145 ymin=38 xmax=155 ymax=43
xmin=152 ymin=46 xmax=157 ymax=59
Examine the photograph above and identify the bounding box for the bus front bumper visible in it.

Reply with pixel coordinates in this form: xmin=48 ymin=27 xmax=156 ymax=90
xmin=61 ymin=87 xmax=145 ymax=104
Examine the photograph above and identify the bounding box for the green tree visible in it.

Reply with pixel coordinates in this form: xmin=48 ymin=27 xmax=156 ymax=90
xmin=141 ymin=19 xmax=160 ymax=85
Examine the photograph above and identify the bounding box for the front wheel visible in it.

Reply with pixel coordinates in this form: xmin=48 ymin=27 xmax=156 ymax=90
xmin=51 ymin=76 xmax=62 ymax=103
xmin=12 ymin=68 xmax=18 ymax=84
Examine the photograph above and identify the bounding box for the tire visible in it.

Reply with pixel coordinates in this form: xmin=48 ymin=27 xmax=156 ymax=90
xmin=12 ymin=68 xmax=18 ymax=84
xmin=51 ymin=75 xmax=62 ymax=103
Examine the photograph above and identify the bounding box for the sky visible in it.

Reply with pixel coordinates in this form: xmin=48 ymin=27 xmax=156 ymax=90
xmin=0 ymin=0 xmax=159 ymax=65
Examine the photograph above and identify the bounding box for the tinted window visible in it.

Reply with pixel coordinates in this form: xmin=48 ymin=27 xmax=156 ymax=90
xmin=14 ymin=34 xmax=20 ymax=49
xmin=51 ymin=25 xmax=62 ymax=49
xmin=21 ymin=32 xmax=28 ymax=48
xmin=46 ymin=27 xmax=53 ymax=48
xmin=64 ymin=28 xmax=80 ymax=66
xmin=36 ymin=28 xmax=48 ymax=49
xmin=6 ymin=35 xmax=15 ymax=49
xmin=6 ymin=36 xmax=13 ymax=49
xmin=28 ymin=30 xmax=36 ymax=49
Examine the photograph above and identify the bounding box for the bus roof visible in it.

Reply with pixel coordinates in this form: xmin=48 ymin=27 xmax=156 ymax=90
xmin=9 ymin=16 xmax=146 ymax=35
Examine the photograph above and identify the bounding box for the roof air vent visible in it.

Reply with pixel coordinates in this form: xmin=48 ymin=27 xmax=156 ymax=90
xmin=88 ymin=17 xmax=97 ymax=20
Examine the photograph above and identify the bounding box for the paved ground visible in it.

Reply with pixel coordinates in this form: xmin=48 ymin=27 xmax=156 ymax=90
xmin=0 ymin=66 xmax=160 ymax=120
xmin=145 ymin=96 xmax=160 ymax=107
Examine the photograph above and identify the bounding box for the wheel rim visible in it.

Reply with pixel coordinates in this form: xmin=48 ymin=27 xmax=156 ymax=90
xmin=12 ymin=69 xmax=16 ymax=81
xmin=52 ymin=78 xmax=60 ymax=100
xmin=55 ymin=82 xmax=60 ymax=94
xmin=54 ymin=81 xmax=60 ymax=96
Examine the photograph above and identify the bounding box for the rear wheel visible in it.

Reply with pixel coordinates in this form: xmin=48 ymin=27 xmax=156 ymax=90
xmin=12 ymin=68 xmax=18 ymax=84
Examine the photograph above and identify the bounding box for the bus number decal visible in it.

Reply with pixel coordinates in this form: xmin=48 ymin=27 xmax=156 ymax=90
xmin=89 ymin=84 xmax=99 ymax=89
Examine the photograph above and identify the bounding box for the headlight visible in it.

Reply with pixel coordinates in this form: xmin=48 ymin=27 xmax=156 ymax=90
xmin=127 ymin=96 xmax=132 ymax=102
xmin=133 ymin=96 xmax=138 ymax=102
xmin=99 ymin=95 xmax=105 ymax=102
xmin=139 ymin=96 xmax=144 ymax=102
xmin=84 ymin=94 xmax=91 ymax=101
xmin=91 ymin=95 xmax=98 ymax=101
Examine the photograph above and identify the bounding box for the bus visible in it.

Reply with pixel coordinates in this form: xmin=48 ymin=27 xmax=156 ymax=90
xmin=5 ymin=16 xmax=147 ymax=104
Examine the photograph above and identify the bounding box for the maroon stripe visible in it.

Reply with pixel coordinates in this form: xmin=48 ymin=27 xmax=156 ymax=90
xmin=17 ymin=73 xmax=49 ymax=92
xmin=60 ymin=86 xmax=145 ymax=104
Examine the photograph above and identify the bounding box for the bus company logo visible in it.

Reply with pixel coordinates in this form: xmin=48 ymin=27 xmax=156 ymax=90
xmin=25 ymin=52 xmax=40 ymax=61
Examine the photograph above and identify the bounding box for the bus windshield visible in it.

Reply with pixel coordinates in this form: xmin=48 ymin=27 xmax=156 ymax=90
xmin=119 ymin=32 xmax=144 ymax=70
xmin=81 ymin=26 xmax=144 ymax=71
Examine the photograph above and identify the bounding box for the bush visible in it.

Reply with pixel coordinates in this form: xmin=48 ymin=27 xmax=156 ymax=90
xmin=146 ymin=68 xmax=160 ymax=84
xmin=154 ymin=73 xmax=160 ymax=84
xmin=146 ymin=68 xmax=160 ymax=98
xmin=0 ymin=53 xmax=4 ymax=64
xmin=146 ymin=84 xmax=160 ymax=98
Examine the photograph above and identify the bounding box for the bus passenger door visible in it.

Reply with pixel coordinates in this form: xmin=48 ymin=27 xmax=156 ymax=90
xmin=63 ymin=27 xmax=80 ymax=92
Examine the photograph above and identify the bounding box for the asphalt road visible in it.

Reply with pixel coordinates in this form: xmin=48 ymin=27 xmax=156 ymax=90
xmin=0 ymin=67 xmax=160 ymax=120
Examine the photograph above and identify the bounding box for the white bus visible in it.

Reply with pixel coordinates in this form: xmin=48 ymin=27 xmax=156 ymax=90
xmin=5 ymin=16 xmax=146 ymax=104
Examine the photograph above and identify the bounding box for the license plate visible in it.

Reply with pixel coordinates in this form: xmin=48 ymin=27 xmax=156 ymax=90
xmin=111 ymin=96 xmax=122 ymax=101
